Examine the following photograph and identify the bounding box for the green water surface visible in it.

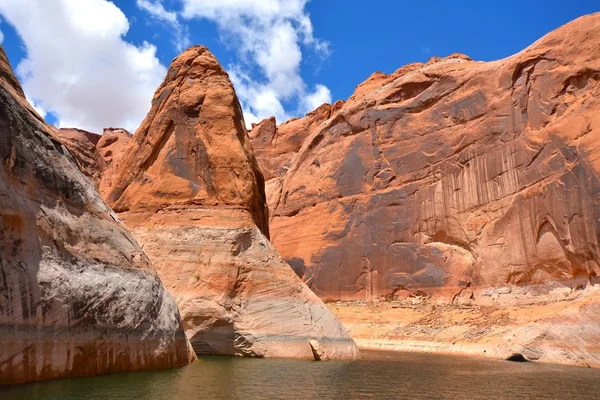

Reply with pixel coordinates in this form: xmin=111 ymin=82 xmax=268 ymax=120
xmin=2 ymin=350 xmax=600 ymax=399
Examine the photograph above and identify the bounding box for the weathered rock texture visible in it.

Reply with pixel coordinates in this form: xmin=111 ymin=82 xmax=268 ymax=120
xmin=55 ymin=127 xmax=132 ymax=195
xmin=96 ymin=128 xmax=133 ymax=195
xmin=54 ymin=128 xmax=102 ymax=183
xmin=0 ymin=46 xmax=195 ymax=385
xmin=268 ymin=13 xmax=600 ymax=301
xmin=104 ymin=46 xmax=359 ymax=360
xmin=249 ymin=101 xmax=343 ymax=182
xmin=259 ymin=13 xmax=600 ymax=367
xmin=332 ymin=289 xmax=600 ymax=368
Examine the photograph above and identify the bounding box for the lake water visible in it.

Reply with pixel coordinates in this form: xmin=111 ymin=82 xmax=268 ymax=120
xmin=2 ymin=350 xmax=600 ymax=399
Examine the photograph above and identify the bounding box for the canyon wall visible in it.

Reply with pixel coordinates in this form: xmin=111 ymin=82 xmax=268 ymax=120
xmin=0 ymin=46 xmax=195 ymax=385
xmin=103 ymin=46 xmax=359 ymax=360
xmin=249 ymin=12 xmax=600 ymax=367
xmin=257 ymin=13 xmax=600 ymax=304
xmin=56 ymin=127 xmax=132 ymax=195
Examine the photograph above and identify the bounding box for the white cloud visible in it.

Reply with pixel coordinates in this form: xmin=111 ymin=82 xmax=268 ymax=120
xmin=0 ymin=0 xmax=167 ymax=133
xmin=137 ymin=0 xmax=178 ymax=23
xmin=181 ymin=0 xmax=331 ymax=126
xmin=302 ymin=83 xmax=331 ymax=113
xmin=25 ymin=94 xmax=47 ymax=119
xmin=136 ymin=0 xmax=190 ymax=52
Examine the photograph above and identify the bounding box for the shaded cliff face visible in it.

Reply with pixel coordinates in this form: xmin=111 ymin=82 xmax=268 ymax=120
xmin=0 ymin=47 xmax=195 ymax=385
xmin=55 ymin=127 xmax=133 ymax=195
xmin=266 ymin=13 xmax=600 ymax=302
xmin=104 ymin=46 xmax=359 ymax=360
xmin=54 ymin=128 xmax=102 ymax=183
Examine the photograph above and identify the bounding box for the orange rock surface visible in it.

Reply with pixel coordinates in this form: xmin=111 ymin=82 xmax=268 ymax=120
xmin=332 ymin=289 xmax=600 ymax=368
xmin=249 ymin=102 xmax=342 ymax=181
xmin=55 ymin=127 xmax=132 ymax=195
xmin=55 ymin=128 xmax=102 ymax=183
xmin=249 ymin=13 xmax=600 ymax=366
xmin=0 ymin=46 xmax=195 ymax=385
xmin=104 ymin=46 xmax=359 ymax=360
xmin=266 ymin=13 xmax=600 ymax=302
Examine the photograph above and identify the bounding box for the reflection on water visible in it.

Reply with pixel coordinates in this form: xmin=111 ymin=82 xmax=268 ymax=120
xmin=2 ymin=350 xmax=600 ymax=399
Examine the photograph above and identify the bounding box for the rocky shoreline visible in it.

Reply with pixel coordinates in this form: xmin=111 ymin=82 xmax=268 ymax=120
xmin=331 ymin=286 xmax=600 ymax=368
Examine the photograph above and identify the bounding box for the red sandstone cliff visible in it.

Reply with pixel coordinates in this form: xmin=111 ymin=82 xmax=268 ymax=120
xmin=0 ymin=46 xmax=195 ymax=385
xmin=103 ymin=46 xmax=359 ymax=360
xmin=251 ymin=13 xmax=600 ymax=366
xmin=55 ymin=127 xmax=132 ymax=194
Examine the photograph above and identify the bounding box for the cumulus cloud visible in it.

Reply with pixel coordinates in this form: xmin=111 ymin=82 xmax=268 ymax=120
xmin=136 ymin=0 xmax=190 ymax=52
xmin=180 ymin=0 xmax=331 ymax=126
xmin=302 ymin=84 xmax=331 ymax=113
xmin=0 ymin=0 xmax=167 ymax=133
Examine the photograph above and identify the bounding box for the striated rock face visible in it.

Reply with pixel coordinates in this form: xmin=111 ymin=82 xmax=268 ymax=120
xmin=259 ymin=13 xmax=600 ymax=367
xmin=104 ymin=46 xmax=359 ymax=360
xmin=0 ymin=46 xmax=195 ymax=385
xmin=268 ymin=13 xmax=600 ymax=303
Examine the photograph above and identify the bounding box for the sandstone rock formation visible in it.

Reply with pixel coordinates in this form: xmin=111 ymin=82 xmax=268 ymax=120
xmin=268 ymin=13 xmax=600 ymax=302
xmin=249 ymin=101 xmax=343 ymax=182
xmin=0 ymin=46 xmax=195 ymax=385
xmin=55 ymin=127 xmax=132 ymax=195
xmin=259 ymin=13 xmax=600 ymax=367
xmin=54 ymin=128 xmax=102 ymax=183
xmin=104 ymin=46 xmax=359 ymax=360
xmin=96 ymin=128 xmax=133 ymax=194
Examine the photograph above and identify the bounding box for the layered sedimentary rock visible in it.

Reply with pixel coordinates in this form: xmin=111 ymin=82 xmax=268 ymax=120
xmin=104 ymin=46 xmax=359 ymax=360
xmin=0 ymin=47 xmax=195 ymax=385
xmin=262 ymin=13 xmax=600 ymax=366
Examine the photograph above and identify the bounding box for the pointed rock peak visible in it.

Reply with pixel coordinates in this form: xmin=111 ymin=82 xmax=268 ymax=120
xmin=100 ymin=46 xmax=358 ymax=360
xmin=249 ymin=117 xmax=277 ymax=149
xmin=250 ymin=116 xmax=277 ymax=133
xmin=106 ymin=44 xmax=268 ymax=236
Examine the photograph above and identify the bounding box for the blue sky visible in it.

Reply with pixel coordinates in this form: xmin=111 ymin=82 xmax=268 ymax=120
xmin=0 ymin=1 xmax=597 ymax=133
